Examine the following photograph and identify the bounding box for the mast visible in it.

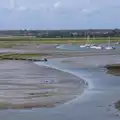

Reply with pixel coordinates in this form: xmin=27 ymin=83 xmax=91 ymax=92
xmin=92 ymin=35 xmax=95 ymax=44
xmin=108 ymin=36 xmax=111 ymax=46
xmin=86 ymin=35 xmax=90 ymax=44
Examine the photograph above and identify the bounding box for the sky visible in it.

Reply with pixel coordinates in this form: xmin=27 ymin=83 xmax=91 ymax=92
xmin=0 ymin=0 xmax=120 ymax=29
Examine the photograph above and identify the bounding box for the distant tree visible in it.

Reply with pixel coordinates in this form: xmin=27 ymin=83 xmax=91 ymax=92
xmin=112 ymin=28 xmax=120 ymax=37
xmin=24 ymin=29 xmax=28 ymax=36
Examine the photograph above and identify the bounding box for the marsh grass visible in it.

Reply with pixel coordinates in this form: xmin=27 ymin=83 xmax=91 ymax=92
xmin=0 ymin=102 xmax=55 ymax=109
xmin=0 ymin=102 xmax=12 ymax=109
xmin=0 ymin=53 xmax=42 ymax=60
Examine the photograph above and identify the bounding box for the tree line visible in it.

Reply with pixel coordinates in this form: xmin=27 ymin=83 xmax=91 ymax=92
xmin=0 ymin=29 xmax=120 ymax=38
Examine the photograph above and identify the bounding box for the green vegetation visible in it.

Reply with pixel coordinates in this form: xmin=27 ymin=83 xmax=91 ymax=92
xmin=0 ymin=37 xmax=119 ymax=48
xmin=0 ymin=102 xmax=12 ymax=109
xmin=10 ymin=53 xmax=41 ymax=58
xmin=0 ymin=53 xmax=42 ymax=60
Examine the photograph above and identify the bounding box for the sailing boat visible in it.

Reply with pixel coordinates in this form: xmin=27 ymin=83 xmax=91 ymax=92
xmin=89 ymin=36 xmax=96 ymax=48
xmin=90 ymin=36 xmax=103 ymax=49
xmin=80 ymin=35 xmax=91 ymax=48
xmin=105 ymin=36 xmax=115 ymax=50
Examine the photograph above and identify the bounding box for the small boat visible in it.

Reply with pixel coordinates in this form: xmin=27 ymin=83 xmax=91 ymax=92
xmin=90 ymin=44 xmax=97 ymax=49
xmin=90 ymin=44 xmax=104 ymax=49
xmin=86 ymin=44 xmax=91 ymax=48
xmin=89 ymin=36 xmax=104 ymax=49
xmin=80 ymin=44 xmax=88 ymax=48
xmin=44 ymin=58 xmax=48 ymax=62
xmin=104 ymin=36 xmax=116 ymax=50
xmin=105 ymin=46 xmax=115 ymax=50
xmin=80 ymin=36 xmax=91 ymax=48
xmin=95 ymin=46 xmax=104 ymax=49
xmin=90 ymin=40 xmax=104 ymax=50
xmin=89 ymin=36 xmax=96 ymax=49
xmin=80 ymin=44 xmax=91 ymax=48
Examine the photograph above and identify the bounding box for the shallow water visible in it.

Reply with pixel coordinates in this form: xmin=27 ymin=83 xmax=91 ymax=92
xmin=0 ymin=46 xmax=120 ymax=120
xmin=56 ymin=44 xmax=120 ymax=53
xmin=33 ymin=55 xmax=120 ymax=120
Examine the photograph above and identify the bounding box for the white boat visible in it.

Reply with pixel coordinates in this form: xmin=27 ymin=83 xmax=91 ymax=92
xmin=90 ymin=36 xmax=104 ymax=49
xmin=90 ymin=45 xmax=97 ymax=48
xmin=95 ymin=46 xmax=104 ymax=49
xmin=80 ymin=44 xmax=87 ymax=48
xmin=80 ymin=36 xmax=91 ymax=48
xmin=115 ymin=42 xmax=120 ymax=45
xmin=86 ymin=44 xmax=91 ymax=48
xmin=80 ymin=44 xmax=91 ymax=48
xmin=105 ymin=36 xmax=116 ymax=50
xmin=105 ymin=46 xmax=115 ymax=50
xmin=90 ymin=44 xmax=104 ymax=49
xmin=89 ymin=36 xmax=96 ymax=48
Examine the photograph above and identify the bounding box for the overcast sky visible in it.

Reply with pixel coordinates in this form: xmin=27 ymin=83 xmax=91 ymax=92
xmin=0 ymin=0 xmax=120 ymax=29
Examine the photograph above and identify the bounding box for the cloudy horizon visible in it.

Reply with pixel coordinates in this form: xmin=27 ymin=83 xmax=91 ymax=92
xmin=0 ymin=0 xmax=120 ymax=29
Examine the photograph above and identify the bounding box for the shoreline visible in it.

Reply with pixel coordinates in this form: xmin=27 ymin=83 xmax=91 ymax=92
xmin=35 ymin=56 xmax=120 ymax=113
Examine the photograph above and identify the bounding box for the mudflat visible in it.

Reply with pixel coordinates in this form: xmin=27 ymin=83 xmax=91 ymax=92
xmin=0 ymin=60 xmax=84 ymax=109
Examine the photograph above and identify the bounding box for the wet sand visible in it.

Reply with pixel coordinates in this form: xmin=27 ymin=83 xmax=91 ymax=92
xmin=0 ymin=60 xmax=85 ymax=109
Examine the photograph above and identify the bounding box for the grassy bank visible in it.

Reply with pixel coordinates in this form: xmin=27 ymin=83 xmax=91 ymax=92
xmin=0 ymin=37 xmax=119 ymax=48
xmin=0 ymin=36 xmax=120 ymax=40
xmin=0 ymin=53 xmax=43 ymax=60
xmin=0 ymin=37 xmax=120 ymax=42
